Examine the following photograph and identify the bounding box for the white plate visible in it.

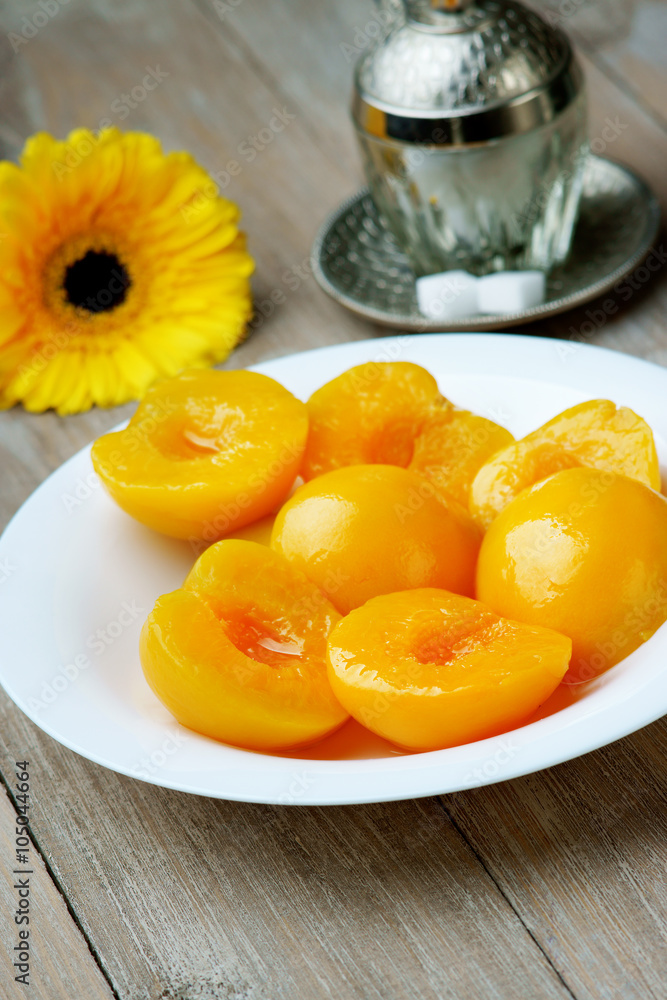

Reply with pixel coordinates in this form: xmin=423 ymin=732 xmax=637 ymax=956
xmin=1 ymin=334 xmax=666 ymax=805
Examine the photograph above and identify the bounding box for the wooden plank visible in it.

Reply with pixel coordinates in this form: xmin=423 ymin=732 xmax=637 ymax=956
xmin=0 ymin=781 xmax=116 ymax=1000
xmin=444 ymin=715 xmax=667 ymax=1000
xmin=557 ymin=0 xmax=667 ymax=131
xmin=0 ymin=698 xmax=573 ymax=1000
xmin=191 ymin=0 xmax=367 ymax=186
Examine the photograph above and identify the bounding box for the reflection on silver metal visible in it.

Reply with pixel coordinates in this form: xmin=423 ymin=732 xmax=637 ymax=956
xmin=354 ymin=50 xmax=583 ymax=145
xmin=311 ymin=156 xmax=660 ymax=333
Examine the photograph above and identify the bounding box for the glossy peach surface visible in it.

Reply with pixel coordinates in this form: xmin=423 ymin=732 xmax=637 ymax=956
xmin=327 ymin=589 xmax=571 ymax=751
xmin=470 ymin=398 xmax=660 ymax=529
xmin=226 ymin=512 xmax=276 ymax=546
xmin=410 ymin=409 xmax=514 ymax=507
xmin=92 ymin=369 xmax=308 ymax=541
xmin=271 ymin=464 xmax=481 ymax=615
xmin=140 ymin=540 xmax=348 ymax=750
xmin=476 ymin=467 xmax=667 ymax=684
xmin=302 ymin=361 xmax=448 ymax=479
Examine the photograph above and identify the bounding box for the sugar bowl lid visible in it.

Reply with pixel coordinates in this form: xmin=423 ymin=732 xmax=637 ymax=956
xmin=352 ymin=0 xmax=584 ymax=146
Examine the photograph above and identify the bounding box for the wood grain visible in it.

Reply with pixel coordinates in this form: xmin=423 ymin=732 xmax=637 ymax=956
xmin=0 ymin=783 xmax=115 ymax=1000
xmin=444 ymin=715 xmax=667 ymax=1000
xmin=562 ymin=0 xmax=667 ymax=130
xmin=0 ymin=0 xmax=665 ymax=998
xmin=0 ymin=703 xmax=574 ymax=1000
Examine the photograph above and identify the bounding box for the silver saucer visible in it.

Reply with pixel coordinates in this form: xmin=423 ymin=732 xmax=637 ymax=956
xmin=312 ymin=156 xmax=660 ymax=332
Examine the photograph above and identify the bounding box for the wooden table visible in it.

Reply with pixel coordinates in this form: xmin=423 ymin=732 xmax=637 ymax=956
xmin=1 ymin=2 xmax=666 ymax=997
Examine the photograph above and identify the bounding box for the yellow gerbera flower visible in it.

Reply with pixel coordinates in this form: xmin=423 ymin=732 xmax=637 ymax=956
xmin=0 ymin=128 xmax=254 ymax=414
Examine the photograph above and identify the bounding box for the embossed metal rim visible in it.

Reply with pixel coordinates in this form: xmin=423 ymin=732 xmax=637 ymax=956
xmin=353 ymin=49 xmax=582 ymax=145
xmin=311 ymin=157 xmax=661 ymax=333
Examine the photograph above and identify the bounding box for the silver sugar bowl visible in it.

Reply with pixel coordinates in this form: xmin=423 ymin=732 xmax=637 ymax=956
xmin=352 ymin=0 xmax=589 ymax=276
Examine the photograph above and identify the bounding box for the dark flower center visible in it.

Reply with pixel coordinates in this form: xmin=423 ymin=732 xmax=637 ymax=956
xmin=63 ymin=251 xmax=131 ymax=313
